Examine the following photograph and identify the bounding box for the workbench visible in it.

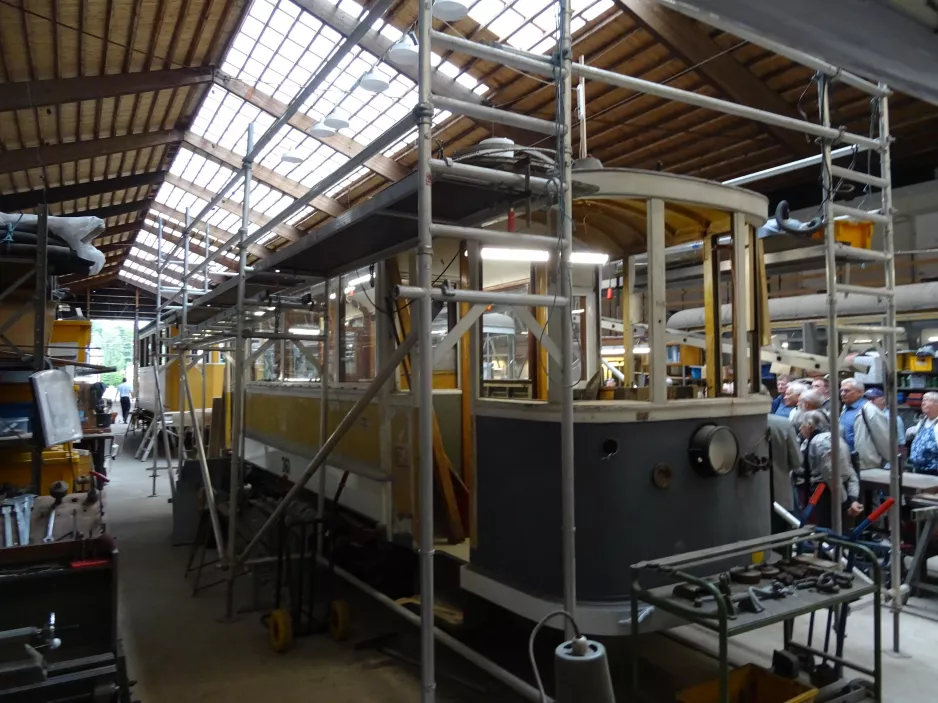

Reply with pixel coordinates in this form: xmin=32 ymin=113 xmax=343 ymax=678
xmin=859 ymin=468 xmax=938 ymax=495
xmin=630 ymin=529 xmax=882 ymax=703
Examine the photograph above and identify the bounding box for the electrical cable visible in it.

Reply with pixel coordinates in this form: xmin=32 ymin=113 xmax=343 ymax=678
xmin=528 ymin=609 xmax=582 ymax=703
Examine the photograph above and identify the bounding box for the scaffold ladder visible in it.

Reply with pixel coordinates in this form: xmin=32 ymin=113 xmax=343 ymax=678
xmin=818 ymin=76 xmax=901 ymax=652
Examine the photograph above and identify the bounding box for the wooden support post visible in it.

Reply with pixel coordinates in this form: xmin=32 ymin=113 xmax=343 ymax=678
xmin=702 ymin=232 xmax=722 ymax=397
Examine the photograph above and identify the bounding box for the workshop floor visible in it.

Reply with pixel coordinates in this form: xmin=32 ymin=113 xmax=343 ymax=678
xmin=109 ymin=424 xmax=503 ymax=703
xmin=108 ymin=423 xmax=938 ymax=703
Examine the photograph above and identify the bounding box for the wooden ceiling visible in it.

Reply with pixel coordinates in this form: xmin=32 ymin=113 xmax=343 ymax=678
xmin=2 ymin=0 xmax=937 ymax=301
xmin=0 ymin=0 xmax=248 ymax=287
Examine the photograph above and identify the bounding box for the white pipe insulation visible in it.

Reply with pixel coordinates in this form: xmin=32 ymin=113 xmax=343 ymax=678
xmin=667 ymin=282 xmax=938 ymax=329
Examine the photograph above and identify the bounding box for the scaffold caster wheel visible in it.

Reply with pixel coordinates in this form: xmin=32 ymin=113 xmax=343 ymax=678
xmin=329 ymin=600 xmax=350 ymax=641
xmin=268 ymin=608 xmax=293 ymax=653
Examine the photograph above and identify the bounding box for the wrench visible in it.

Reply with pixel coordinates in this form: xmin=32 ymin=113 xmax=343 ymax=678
xmin=2 ymin=506 xmax=12 ymax=547
xmin=9 ymin=495 xmax=35 ymax=545
xmin=43 ymin=482 xmax=70 ymax=544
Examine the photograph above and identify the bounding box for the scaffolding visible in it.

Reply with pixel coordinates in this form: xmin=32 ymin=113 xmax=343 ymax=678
xmin=140 ymin=1 xmax=906 ymax=698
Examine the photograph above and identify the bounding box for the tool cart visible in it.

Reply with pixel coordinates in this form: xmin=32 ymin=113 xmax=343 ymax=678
xmin=630 ymin=528 xmax=882 ymax=703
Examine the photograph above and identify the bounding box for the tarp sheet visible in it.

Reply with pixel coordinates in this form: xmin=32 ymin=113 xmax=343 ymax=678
xmin=661 ymin=0 xmax=938 ymax=106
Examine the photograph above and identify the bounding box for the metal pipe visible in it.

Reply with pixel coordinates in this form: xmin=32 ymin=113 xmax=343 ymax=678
xmin=166 ymin=116 xmax=414 ymax=306
xmin=429 ymin=30 xmax=554 ymax=78
xmin=429 ymin=223 xmax=560 ymax=250
xmin=557 ymin=0 xmax=577 ymax=639
xmin=227 ymin=123 xmax=253 ymax=619
xmin=240 ymin=332 xmax=326 ymax=341
xmin=417 ymin=0 xmax=436 ymax=694
xmin=830 ymin=203 xmax=890 ymax=225
xmin=31 ymin=206 xmax=47 ymax=492
xmin=323 ymin=558 xmax=548 ymax=702
xmin=428 ymin=158 xmax=556 ymax=193
xmin=658 ymin=1 xmax=889 ymax=97
xmin=237 ymin=329 xmax=417 ymax=563
xmin=433 ymin=94 xmax=560 ymax=136
xmin=880 ymin=89 xmax=902 ymax=653
xmin=569 ymin=62 xmax=882 ymax=152
xmin=601 ymin=357 xmax=625 ymax=381
xmin=819 ymin=75 xmax=842 ymax=539
xmin=317 ymin=278 xmax=330 ymax=555
xmin=178 ymin=211 xmax=190 ymax=479
xmin=247 ymin=0 xmax=394 ymax=161
xmin=394 ymin=285 xmax=569 ymax=308
xmin=721 ymin=146 xmax=869 ymax=186
xmin=829 ymin=164 xmax=887 ymax=189
xmin=181 ymin=370 xmax=227 ymax=568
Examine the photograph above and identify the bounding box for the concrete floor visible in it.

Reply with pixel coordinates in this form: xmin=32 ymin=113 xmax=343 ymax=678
xmin=108 ymin=423 xmax=938 ymax=702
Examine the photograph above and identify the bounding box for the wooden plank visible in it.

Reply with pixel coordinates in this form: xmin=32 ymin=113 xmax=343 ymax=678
xmin=0 ymin=67 xmax=215 ymax=112
xmin=182 ymin=132 xmax=347 ymax=218
xmin=0 ymin=130 xmax=184 ymax=174
xmin=148 ymin=201 xmax=271 ymax=260
xmin=0 ymin=171 xmax=165 ymax=211
xmin=58 ymin=198 xmax=152 ymax=220
xmin=217 ymin=74 xmax=408 ymax=183
xmin=615 ymin=0 xmax=814 ymax=157
xmin=164 ymin=172 xmax=303 ymax=242
xmin=387 ymin=258 xmax=467 ymax=543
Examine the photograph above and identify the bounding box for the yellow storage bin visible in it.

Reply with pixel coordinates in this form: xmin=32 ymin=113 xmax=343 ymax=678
xmin=676 ymin=664 xmax=817 ymax=703
xmin=909 ymin=356 xmax=934 ymax=372
xmin=0 ymin=446 xmax=90 ymax=494
xmin=811 ymin=220 xmax=874 ymax=249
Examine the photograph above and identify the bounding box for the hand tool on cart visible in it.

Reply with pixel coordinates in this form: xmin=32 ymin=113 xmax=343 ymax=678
xmin=42 ymin=482 xmax=70 ymax=543
xmin=9 ymin=495 xmax=35 ymax=545
xmin=1 ymin=505 xmax=12 ymax=547
xmin=848 ymin=497 xmax=895 ymax=541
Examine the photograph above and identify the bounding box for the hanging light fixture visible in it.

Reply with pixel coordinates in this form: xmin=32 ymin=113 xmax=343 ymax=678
xmin=324 ymin=108 xmax=350 ymax=130
xmin=280 ymin=150 xmax=304 ymax=164
xmin=432 ymin=0 xmax=469 ymax=21
xmin=309 ymin=120 xmax=336 ymax=138
xmin=388 ymin=32 xmax=419 ymax=66
xmin=359 ymin=69 xmax=390 ymax=93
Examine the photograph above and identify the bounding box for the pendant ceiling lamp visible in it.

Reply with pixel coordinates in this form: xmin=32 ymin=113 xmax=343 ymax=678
xmin=359 ymin=69 xmax=390 ymax=93
xmin=388 ymin=33 xmax=419 ymax=66
xmin=324 ymin=108 xmax=350 ymax=130
xmin=432 ymin=0 xmax=469 ymax=21
xmin=309 ymin=120 xmax=335 ymax=138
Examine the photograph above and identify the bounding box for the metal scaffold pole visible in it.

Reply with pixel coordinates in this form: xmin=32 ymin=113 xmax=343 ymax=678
xmin=150 ymin=217 xmax=176 ymax=499
xmin=555 ymin=0 xmax=577 ymax=637
xmin=416 ymin=0 xmax=436 ymax=696
xmin=818 ymin=75 xmax=843 ymax=539
xmin=227 ymin=122 xmax=254 ymax=620
xmin=178 ymin=212 xmax=190 ymax=479
xmin=317 ymin=278 xmax=330 ymax=554
xmin=879 ymin=89 xmax=902 ymax=653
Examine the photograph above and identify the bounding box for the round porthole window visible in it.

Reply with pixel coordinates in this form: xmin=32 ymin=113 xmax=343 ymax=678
xmin=689 ymin=424 xmax=739 ymax=476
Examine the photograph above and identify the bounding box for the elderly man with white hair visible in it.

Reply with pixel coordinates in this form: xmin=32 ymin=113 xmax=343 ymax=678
xmin=839 ymin=377 xmax=891 ymax=470
xmin=790 ymin=388 xmax=827 ymax=430
xmin=774 ymin=381 xmax=806 ymax=420
xmin=908 ymin=391 xmax=938 ymax=474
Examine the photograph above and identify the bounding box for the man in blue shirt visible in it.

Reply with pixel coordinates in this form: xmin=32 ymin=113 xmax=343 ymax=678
xmin=839 ymin=378 xmax=867 ymax=452
xmin=116 ymin=377 xmax=133 ymax=423
xmin=771 ymin=374 xmax=791 ymax=414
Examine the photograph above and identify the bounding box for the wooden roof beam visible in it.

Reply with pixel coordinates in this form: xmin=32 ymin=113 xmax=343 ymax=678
xmin=182 ymin=133 xmax=348 ymax=218
xmin=0 ymin=172 xmax=165 ymax=212
xmin=164 ymin=172 xmax=304 ymax=243
xmin=291 ymin=0 xmax=482 ymax=105
xmin=58 ymin=198 xmax=152 ymax=221
xmin=216 ymin=73 xmax=408 ymax=183
xmin=147 ymin=201 xmax=272 ymax=260
xmin=0 ymin=67 xmax=215 ymax=112
xmin=91 ymin=221 xmax=147 ymax=242
xmin=0 ymin=130 xmax=183 ymax=174
xmin=614 ymin=0 xmax=814 ymax=157
xmin=139 ymin=223 xmax=239 ymax=272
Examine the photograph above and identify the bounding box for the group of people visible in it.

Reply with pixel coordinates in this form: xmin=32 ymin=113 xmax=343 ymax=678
xmin=769 ymin=373 xmax=938 ymax=530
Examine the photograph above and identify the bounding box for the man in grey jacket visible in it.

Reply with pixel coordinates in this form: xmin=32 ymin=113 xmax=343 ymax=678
xmin=798 ymin=410 xmax=864 ymax=527
xmin=768 ymin=413 xmax=801 ymax=512
xmin=840 ymin=378 xmax=893 ymax=470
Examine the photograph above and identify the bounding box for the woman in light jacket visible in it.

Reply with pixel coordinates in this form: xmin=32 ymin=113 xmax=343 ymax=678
xmin=798 ymin=410 xmax=863 ymax=528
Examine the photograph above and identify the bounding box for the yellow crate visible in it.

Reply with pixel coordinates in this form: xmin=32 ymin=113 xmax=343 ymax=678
xmin=811 ymin=220 xmax=874 ymax=249
xmin=676 ymin=664 xmax=817 ymax=703
xmin=0 ymin=446 xmax=90 ymax=494
xmin=909 ymin=356 xmax=933 ymax=372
